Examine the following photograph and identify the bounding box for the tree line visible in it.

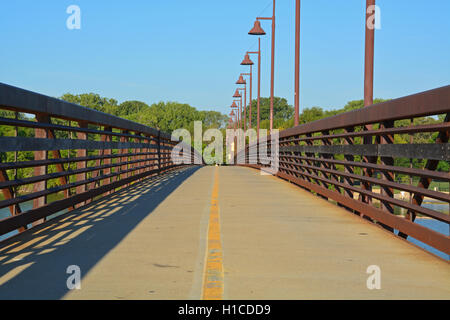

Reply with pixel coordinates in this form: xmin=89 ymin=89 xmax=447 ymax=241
xmin=0 ymin=93 xmax=447 ymax=193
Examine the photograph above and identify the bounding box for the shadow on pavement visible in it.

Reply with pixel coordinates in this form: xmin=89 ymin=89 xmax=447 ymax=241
xmin=0 ymin=166 xmax=200 ymax=299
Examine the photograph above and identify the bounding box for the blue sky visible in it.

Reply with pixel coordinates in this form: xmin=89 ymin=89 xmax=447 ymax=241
xmin=0 ymin=0 xmax=449 ymax=115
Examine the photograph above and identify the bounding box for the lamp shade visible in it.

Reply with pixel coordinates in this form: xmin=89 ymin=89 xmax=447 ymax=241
xmin=249 ymin=20 xmax=266 ymax=35
xmin=232 ymin=89 xmax=242 ymax=98
xmin=240 ymin=53 xmax=254 ymax=65
xmin=236 ymin=75 xmax=246 ymax=85
xmin=231 ymin=101 xmax=238 ymax=108
xmin=229 ymin=110 xmax=235 ymax=116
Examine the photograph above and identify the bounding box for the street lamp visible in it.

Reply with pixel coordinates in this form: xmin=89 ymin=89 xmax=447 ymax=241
xmin=241 ymin=52 xmax=257 ymax=133
xmin=236 ymin=75 xmax=247 ymax=131
xmin=232 ymin=90 xmax=242 ymax=129
xmin=228 ymin=117 xmax=233 ymax=129
xmin=240 ymin=72 xmax=251 ymax=129
xmin=237 ymin=88 xmax=245 ymax=130
xmin=229 ymin=110 xmax=236 ymax=130
xmin=236 ymin=75 xmax=246 ymax=85
xmin=230 ymin=101 xmax=239 ymax=129
xmin=249 ymin=0 xmax=275 ymax=131
xmin=234 ymin=99 xmax=242 ymax=130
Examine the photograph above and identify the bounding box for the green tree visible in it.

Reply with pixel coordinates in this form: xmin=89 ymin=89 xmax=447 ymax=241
xmin=60 ymin=93 xmax=119 ymax=114
xmin=248 ymin=97 xmax=294 ymax=128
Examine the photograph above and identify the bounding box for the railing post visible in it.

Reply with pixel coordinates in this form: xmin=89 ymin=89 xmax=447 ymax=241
xmin=305 ymin=133 xmax=327 ymax=198
xmin=101 ymin=126 xmax=112 ymax=194
xmin=32 ymin=114 xmax=49 ymax=225
xmin=157 ymin=131 xmax=161 ymax=173
xmin=321 ymin=130 xmax=343 ymax=196
xmin=138 ymin=133 xmax=145 ymax=180
xmin=48 ymin=132 xmax=71 ymax=205
xmin=119 ymin=130 xmax=129 ymax=184
xmin=75 ymin=121 xmax=88 ymax=208
xmin=378 ymin=120 xmax=395 ymax=232
xmin=342 ymin=127 xmax=356 ymax=213
xmin=148 ymin=135 xmax=153 ymax=170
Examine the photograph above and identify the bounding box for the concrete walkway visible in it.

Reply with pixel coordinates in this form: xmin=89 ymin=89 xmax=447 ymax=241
xmin=0 ymin=166 xmax=448 ymax=299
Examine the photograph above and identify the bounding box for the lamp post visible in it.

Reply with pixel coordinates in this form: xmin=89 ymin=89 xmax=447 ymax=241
xmin=230 ymin=101 xmax=239 ymax=129
xmin=236 ymin=75 xmax=247 ymax=131
xmin=294 ymin=0 xmax=301 ymax=126
xmin=241 ymin=42 xmax=260 ymax=134
xmin=361 ymin=0 xmax=376 ymax=208
xmin=240 ymin=72 xmax=252 ymax=128
xmin=249 ymin=0 xmax=275 ymax=131
xmin=236 ymin=83 xmax=247 ymax=132
xmin=364 ymin=0 xmax=375 ymax=107
xmin=237 ymin=88 xmax=245 ymax=130
xmin=229 ymin=110 xmax=237 ymax=157
xmin=229 ymin=110 xmax=236 ymax=130
xmin=241 ymin=53 xmax=253 ymax=131
xmin=233 ymin=89 xmax=242 ymax=129
xmin=235 ymin=99 xmax=242 ymax=129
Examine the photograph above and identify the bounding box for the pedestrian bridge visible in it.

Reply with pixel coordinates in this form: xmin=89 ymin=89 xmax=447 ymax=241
xmin=0 ymin=83 xmax=448 ymax=299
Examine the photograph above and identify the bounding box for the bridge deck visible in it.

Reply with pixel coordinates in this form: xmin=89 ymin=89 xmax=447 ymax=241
xmin=0 ymin=166 xmax=448 ymax=299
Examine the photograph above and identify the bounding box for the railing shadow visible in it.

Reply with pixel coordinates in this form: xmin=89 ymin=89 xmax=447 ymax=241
xmin=0 ymin=166 xmax=200 ymax=299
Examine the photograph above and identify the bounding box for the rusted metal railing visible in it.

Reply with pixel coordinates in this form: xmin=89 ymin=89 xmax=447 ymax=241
xmin=0 ymin=83 xmax=201 ymax=238
xmin=239 ymin=86 xmax=450 ymax=256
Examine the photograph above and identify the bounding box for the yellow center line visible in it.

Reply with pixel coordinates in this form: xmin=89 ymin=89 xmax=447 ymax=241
xmin=202 ymin=166 xmax=224 ymax=300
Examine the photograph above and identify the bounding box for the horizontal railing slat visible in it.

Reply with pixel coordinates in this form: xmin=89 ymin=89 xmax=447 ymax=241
xmin=278 ymin=154 xmax=450 ymax=181
xmin=279 ymin=160 xmax=450 ymax=202
xmin=0 ymin=137 xmax=175 ymax=152
xmin=0 ymin=117 xmax=157 ymax=141
xmin=280 ymin=122 xmax=450 ymax=143
xmin=279 ymin=143 xmax=450 ymax=161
